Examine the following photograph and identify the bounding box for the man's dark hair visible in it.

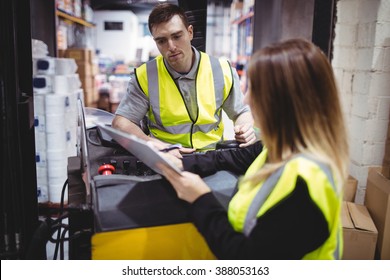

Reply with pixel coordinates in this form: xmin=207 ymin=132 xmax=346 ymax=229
xmin=148 ymin=3 xmax=189 ymax=33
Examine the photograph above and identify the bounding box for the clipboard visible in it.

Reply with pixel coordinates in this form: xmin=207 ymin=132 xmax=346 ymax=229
xmin=95 ymin=123 xmax=182 ymax=176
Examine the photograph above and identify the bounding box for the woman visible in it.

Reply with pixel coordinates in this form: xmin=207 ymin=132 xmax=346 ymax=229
xmin=159 ymin=38 xmax=349 ymax=259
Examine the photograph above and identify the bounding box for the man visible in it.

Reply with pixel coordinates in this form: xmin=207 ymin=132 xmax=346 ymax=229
xmin=112 ymin=3 xmax=256 ymax=157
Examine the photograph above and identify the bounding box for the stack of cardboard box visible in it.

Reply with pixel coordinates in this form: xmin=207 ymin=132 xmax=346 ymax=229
xmin=344 ymin=176 xmax=358 ymax=202
xmin=342 ymin=175 xmax=378 ymax=260
xmin=58 ymin=48 xmax=98 ymax=107
xmin=343 ymin=122 xmax=390 ymax=260
xmin=365 ymin=167 xmax=390 ymax=260
xmin=364 ymin=123 xmax=390 ymax=260
xmin=341 ymin=201 xmax=378 ymax=259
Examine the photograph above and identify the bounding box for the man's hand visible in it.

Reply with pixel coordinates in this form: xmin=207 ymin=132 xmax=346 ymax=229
xmin=165 ymin=146 xmax=195 ymax=159
xmin=178 ymin=147 xmax=196 ymax=154
xmin=234 ymin=123 xmax=257 ymax=147
xmin=233 ymin=111 xmax=257 ymax=147
xmin=149 ymin=141 xmax=195 ymax=159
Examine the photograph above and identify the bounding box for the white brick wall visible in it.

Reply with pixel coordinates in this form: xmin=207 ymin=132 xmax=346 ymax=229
xmin=332 ymin=0 xmax=390 ymax=203
xmin=377 ymin=0 xmax=390 ymax=22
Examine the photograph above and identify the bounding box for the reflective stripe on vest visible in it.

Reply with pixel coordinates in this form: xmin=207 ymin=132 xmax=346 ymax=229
xmin=135 ymin=52 xmax=233 ymax=149
xmin=228 ymin=150 xmax=342 ymax=259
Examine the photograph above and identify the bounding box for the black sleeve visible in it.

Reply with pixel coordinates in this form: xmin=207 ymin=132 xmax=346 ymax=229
xmin=182 ymin=141 xmax=263 ymax=177
xmin=189 ymin=176 xmax=330 ymax=259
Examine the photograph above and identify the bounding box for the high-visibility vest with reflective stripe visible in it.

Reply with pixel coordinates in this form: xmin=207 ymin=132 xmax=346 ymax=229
xmin=135 ymin=52 xmax=233 ymax=150
xmin=228 ymin=149 xmax=343 ymax=259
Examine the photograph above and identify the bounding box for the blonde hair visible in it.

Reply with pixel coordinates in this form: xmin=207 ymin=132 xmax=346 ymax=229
xmin=245 ymin=39 xmax=349 ymax=191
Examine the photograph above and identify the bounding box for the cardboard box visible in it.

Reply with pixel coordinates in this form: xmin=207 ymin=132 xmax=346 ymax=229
xmin=383 ymin=139 xmax=390 ymax=179
xmin=79 ymin=75 xmax=95 ymax=90
xmin=344 ymin=175 xmax=357 ymax=202
xmin=365 ymin=167 xmax=390 ymax=259
xmin=230 ymin=1 xmax=243 ymax=22
xmin=83 ymin=87 xmax=98 ymax=107
xmin=57 ymin=49 xmax=67 ymax=58
xmin=58 ymin=48 xmax=94 ymax=62
xmin=341 ymin=201 xmax=378 ymax=260
xmin=76 ymin=61 xmax=93 ymax=76
xmin=384 ymin=123 xmax=390 ymax=179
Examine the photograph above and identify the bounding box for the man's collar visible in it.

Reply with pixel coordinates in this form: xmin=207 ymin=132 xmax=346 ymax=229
xmin=164 ymin=47 xmax=200 ymax=79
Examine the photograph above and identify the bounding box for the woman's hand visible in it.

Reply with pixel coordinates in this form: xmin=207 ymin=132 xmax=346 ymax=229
xmin=158 ymin=151 xmax=184 ymax=170
xmin=158 ymin=163 xmax=211 ymax=203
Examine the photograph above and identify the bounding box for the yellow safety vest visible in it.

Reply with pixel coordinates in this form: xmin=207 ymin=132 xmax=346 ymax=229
xmin=228 ymin=149 xmax=343 ymax=259
xmin=135 ymin=52 xmax=233 ymax=150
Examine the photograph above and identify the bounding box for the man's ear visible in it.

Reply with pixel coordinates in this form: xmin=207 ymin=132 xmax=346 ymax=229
xmin=188 ymin=25 xmax=194 ymax=40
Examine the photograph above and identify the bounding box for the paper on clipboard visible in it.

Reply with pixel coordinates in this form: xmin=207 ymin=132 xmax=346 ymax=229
xmin=96 ymin=123 xmax=182 ymax=176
